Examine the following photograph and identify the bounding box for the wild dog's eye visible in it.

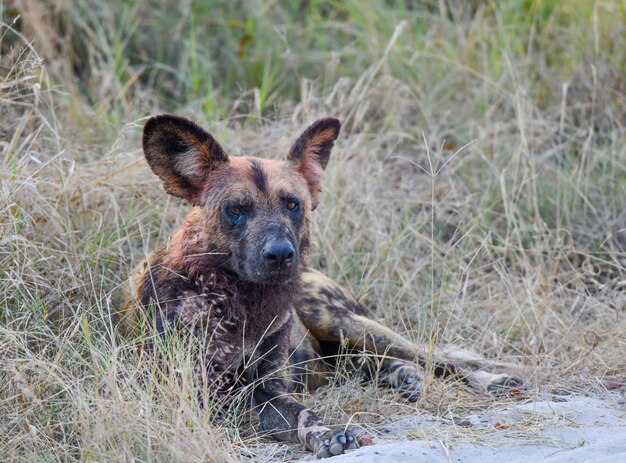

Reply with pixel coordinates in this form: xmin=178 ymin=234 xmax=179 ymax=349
xmin=225 ymin=204 xmax=245 ymax=221
xmin=286 ymin=199 xmax=300 ymax=211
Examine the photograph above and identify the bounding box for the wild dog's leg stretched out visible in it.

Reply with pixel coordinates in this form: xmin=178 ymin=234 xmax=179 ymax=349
xmin=293 ymin=270 xmax=524 ymax=395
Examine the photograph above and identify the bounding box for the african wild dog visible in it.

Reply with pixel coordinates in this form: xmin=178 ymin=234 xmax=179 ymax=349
xmin=121 ymin=115 xmax=523 ymax=458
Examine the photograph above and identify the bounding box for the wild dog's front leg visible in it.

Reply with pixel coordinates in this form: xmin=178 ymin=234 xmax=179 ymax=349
xmin=150 ymin=286 xmax=243 ymax=410
xmin=251 ymin=322 xmax=373 ymax=458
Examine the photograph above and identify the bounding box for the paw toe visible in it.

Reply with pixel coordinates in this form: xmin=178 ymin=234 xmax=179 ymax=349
xmin=329 ymin=442 xmax=344 ymax=455
xmin=350 ymin=425 xmax=374 ymax=447
xmin=315 ymin=427 xmax=374 ymax=458
xmin=316 ymin=429 xmax=349 ymax=458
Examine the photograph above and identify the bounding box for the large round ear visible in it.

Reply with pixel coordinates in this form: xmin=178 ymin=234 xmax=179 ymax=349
xmin=143 ymin=115 xmax=229 ymax=205
xmin=287 ymin=117 xmax=341 ymax=209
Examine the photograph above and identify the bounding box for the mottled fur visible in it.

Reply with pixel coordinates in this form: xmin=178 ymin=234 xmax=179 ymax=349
xmin=121 ymin=115 xmax=523 ymax=459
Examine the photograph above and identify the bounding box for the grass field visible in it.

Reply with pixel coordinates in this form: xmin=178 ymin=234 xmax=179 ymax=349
xmin=1 ymin=1 xmax=625 ymax=461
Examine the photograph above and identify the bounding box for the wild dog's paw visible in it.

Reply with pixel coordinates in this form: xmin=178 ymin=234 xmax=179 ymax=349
xmin=396 ymin=372 xmax=424 ymax=401
xmin=383 ymin=360 xmax=425 ymax=401
xmin=486 ymin=374 xmax=525 ymax=396
xmin=313 ymin=426 xmax=373 ymax=459
xmin=466 ymin=370 xmax=526 ymax=397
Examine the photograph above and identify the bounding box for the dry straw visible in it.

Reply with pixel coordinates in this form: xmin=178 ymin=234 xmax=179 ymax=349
xmin=2 ymin=1 xmax=625 ymax=461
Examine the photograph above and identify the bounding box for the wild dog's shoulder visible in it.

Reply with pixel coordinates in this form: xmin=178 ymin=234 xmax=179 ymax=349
xmin=119 ymin=250 xmax=164 ymax=335
xmin=298 ymin=269 xmax=367 ymax=316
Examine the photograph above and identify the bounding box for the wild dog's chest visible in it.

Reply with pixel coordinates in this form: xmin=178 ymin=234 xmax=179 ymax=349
xmin=172 ymin=273 xmax=293 ymax=355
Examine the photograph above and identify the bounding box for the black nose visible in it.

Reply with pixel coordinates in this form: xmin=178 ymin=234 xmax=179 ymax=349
xmin=262 ymin=239 xmax=295 ymax=268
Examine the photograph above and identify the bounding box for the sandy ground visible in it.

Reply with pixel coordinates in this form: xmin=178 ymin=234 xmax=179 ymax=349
xmin=319 ymin=393 xmax=626 ymax=463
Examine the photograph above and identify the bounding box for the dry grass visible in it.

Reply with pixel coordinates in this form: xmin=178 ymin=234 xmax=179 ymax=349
xmin=1 ymin=1 xmax=625 ymax=461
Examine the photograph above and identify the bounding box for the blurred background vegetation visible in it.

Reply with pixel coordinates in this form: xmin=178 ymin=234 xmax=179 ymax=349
xmin=4 ymin=0 xmax=624 ymax=123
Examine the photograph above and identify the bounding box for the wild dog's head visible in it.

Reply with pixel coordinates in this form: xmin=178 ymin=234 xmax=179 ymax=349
xmin=142 ymin=115 xmax=340 ymax=284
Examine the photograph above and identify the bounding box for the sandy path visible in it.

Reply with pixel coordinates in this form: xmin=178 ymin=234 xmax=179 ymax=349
xmin=326 ymin=394 xmax=626 ymax=463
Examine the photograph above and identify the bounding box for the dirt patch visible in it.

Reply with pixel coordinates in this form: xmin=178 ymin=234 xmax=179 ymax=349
xmin=317 ymin=394 xmax=626 ymax=463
